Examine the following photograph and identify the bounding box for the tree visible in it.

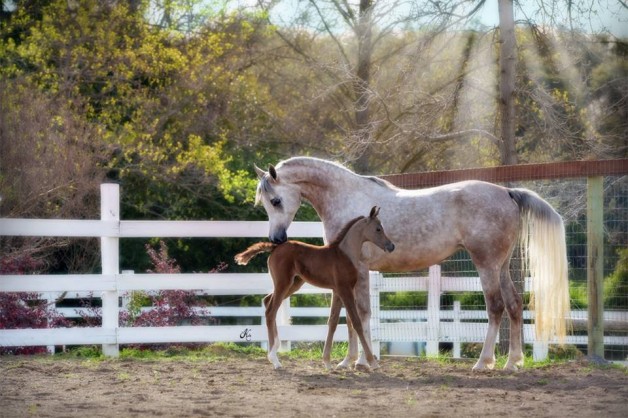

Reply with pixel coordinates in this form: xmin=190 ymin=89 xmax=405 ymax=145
xmin=0 ymin=1 xmax=275 ymax=272
xmin=498 ymin=0 xmax=517 ymax=165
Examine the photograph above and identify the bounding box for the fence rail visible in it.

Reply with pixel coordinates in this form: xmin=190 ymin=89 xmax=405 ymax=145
xmin=1 ymin=183 xmax=627 ymax=361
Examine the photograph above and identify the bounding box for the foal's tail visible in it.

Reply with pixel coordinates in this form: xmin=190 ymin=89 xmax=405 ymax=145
xmin=234 ymin=242 xmax=277 ymax=265
xmin=509 ymin=188 xmax=571 ymax=343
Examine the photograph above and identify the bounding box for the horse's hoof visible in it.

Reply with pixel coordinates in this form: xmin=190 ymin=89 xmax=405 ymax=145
xmin=335 ymin=360 xmax=351 ymax=370
xmin=472 ymin=361 xmax=495 ymax=372
xmin=354 ymin=361 xmax=372 ymax=372
xmin=504 ymin=361 xmax=523 ymax=372
xmin=323 ymin=362 xmax=333 ymax=371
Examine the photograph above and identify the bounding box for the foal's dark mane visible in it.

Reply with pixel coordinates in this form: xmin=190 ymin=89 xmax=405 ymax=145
xmin=328 ymin=216 xmax=365 ymax=247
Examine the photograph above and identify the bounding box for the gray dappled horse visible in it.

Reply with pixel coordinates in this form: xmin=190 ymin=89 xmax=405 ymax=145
xmin=254 ymin=157 xmax=570 ymax=371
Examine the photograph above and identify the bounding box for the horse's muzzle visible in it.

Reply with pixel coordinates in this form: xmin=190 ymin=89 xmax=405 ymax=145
xmin=270 ymin=229 xmax=288 ymax=244
xmin=385 ymin=242 xmax=395 ymax=252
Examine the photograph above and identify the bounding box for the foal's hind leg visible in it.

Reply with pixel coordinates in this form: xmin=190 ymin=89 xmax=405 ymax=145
xmin=263 ymin=293 xmax=283 ymax=369
xmin=473 ymin=267 xmax=504 ymax=371
xmin=500 ymin=265 xmax=524 ymax=371
xmin=265 ymin=276 xmax=304 ymax=369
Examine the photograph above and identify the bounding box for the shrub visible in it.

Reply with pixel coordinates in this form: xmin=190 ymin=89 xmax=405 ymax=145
xmin=604 ymin=248 xmax=628 ymax=309
xmin=0 ymin=252 xmax=72 ymax=355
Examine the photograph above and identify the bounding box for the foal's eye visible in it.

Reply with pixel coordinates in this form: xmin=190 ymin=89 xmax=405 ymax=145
xmin=270 ymin=197 xmax=281 ymax=207
xmin=376 ymin=227 xmax=382 ymax=232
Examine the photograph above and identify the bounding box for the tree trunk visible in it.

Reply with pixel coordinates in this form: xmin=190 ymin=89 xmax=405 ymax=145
xmin=498 ymin=0 xmax=517 ymax=166
xmin=497 ymin=0 xmax=521 ymax=355
xmin=354 ymin=0 xmax=374 ymax=173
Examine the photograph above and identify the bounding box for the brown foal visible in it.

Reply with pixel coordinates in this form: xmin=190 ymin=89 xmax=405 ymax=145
xmin=235 ymin=206 xmax=394 ymax=369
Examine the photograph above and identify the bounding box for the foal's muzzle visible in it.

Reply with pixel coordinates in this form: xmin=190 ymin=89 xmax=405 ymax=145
xmin=385 ymin=242 xmax=395 ymax=253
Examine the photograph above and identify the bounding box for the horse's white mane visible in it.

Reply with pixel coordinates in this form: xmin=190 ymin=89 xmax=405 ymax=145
xmin=277 ymin=157 xmax=396 ymax=190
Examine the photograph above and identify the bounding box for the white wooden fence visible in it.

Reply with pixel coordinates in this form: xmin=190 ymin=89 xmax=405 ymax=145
xmin=1 ymin=184 xmax=626 ymax=360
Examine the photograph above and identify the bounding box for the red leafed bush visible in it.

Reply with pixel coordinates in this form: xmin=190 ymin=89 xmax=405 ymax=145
xmin=0 ymin=253 xmax=72 ymax=355
xmin=126 ymin=241 xmax=224 ymax=327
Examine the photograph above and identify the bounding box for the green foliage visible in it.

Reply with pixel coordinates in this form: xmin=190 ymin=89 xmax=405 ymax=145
xmin=381 ymin=292 xmax=427 ymax=309
xmin=604 ymin=248 xmax=628 ymax=309
xmin=570 ymin=282 xmax=588 ymax=310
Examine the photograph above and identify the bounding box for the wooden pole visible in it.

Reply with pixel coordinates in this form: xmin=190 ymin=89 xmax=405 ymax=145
xmin=587 ymin=176 xmax=604 ymax=358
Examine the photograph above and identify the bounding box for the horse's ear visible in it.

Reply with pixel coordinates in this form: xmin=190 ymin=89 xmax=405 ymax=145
xmin=254 ymin=164 xmax=266 ymax=179
xmin=269 ymin=165 xmax=278 ymax=181
xmin=369 ymin=206 xmax=380 ymax=218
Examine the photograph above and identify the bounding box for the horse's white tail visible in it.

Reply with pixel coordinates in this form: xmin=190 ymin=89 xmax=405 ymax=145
xmin=509 ymin=188 xmax=571 ymax=343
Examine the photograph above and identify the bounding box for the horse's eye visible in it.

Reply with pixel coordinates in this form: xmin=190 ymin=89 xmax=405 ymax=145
xmin=376 ymin=227 xmax=382 ymax=232
xmin=270 ymin=197 xmax=281 ymax=207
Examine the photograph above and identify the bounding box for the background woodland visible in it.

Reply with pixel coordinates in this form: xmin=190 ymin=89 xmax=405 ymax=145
xmin=1 ymin=0 xmax=626 ymax=274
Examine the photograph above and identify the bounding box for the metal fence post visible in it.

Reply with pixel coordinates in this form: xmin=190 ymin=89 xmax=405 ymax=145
xmin=101 ymin=183 xmax=120 ymax=357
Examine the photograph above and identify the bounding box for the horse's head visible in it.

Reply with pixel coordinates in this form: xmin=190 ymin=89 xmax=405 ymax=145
xmin=363 ymin=206 xmax=395 ymax=253
xmin=255 ymin=164 xmax=301 ymax=244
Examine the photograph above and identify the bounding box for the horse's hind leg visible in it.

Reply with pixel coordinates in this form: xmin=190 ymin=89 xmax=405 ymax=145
xmin=323 ymin=292 xmax=342 ymax=370
xmin=500 ymin=263 xmax=524 ymax=370
xmin=473 ymin=266 xmax=504 ymax=371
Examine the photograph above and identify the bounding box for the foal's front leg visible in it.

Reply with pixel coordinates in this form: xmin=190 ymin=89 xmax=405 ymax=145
xmin=338 ymin=266 xmax=373 ymax=369
xmin=323 ymin=292 xmax=344 ymax=370
xmin=336 ymin=287 xmax=378 ymax=370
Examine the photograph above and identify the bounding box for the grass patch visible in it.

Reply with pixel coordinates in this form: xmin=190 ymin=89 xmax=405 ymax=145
xmin=284 ymin=342 xmax=349 ymax=361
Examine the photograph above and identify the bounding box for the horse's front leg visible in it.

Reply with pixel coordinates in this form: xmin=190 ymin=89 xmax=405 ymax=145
xmin=352 ymin=266 xmax=375 ymax=369
xmin=323 ymin=292 xmax=343 ymax=370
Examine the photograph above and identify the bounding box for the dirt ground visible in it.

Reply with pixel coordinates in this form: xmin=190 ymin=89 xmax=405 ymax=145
xmin=1 ymin=351 xmax=627 ymax=418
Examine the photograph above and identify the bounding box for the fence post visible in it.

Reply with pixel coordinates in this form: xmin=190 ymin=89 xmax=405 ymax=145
xmin=369 ymin=271 xmax=382 ymax=360
xmin=101 ymin=183 xmax=120 ymax=357
xmin=587 ymin=176 xmax=604 ymax=358
xmin=44 ymin=292 xmax=56 ymax=354
xmin=426 ymin=265 xmax=441 ymax=356
xmin=452 ymin=300 xmax=461 ymax=358
xmin=277 ymin=297 xmax=291 ymax=352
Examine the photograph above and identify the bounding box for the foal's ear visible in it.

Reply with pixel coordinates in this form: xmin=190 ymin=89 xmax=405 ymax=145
xmin=254 ymin=164 xmax=266 ymax=179
xmin=269 ymin=165 xmax=278 ymax=181
xmin=369 ymin=206 xmax=380 ymax=219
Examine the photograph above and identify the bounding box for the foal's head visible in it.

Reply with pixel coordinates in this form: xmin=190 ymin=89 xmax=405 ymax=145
xmin=357 ymin=206 xmax=395 ymax=253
